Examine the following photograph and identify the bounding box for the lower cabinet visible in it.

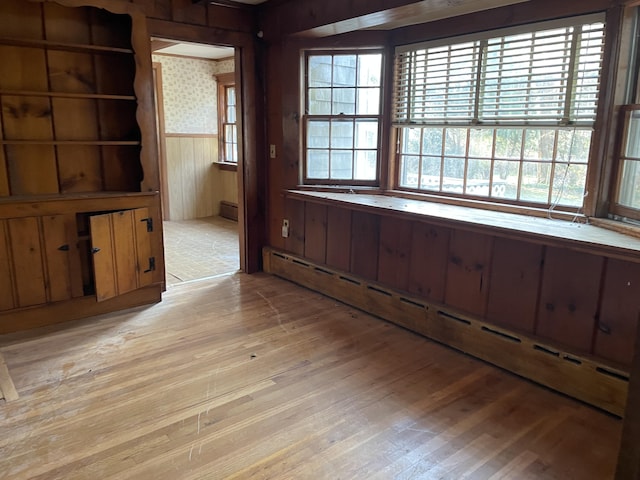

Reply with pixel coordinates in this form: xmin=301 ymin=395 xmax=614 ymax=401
xmin=0 ymin=195 xmax=164 ymax=333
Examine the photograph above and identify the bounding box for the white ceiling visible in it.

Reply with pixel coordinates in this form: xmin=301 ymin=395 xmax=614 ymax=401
xmin=152 ymin=39 xmax=234 ymax=60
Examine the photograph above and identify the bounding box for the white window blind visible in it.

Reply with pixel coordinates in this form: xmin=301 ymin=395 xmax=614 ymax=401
xmin=393 ymin=15 xmax=605 ymax=127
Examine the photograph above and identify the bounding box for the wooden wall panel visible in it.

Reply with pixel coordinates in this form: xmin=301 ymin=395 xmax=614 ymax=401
xmin=444 ymin=229 xmax=493 ymax=316
xmin=41 ymin=214 xmax=76 ymax=303
xmin=326 ymin=206 xmax=352 ymax=272
xmin=6 ymin=146 xmax=59 ymax=195
xmin=304 ymin=202 xmax=327 ymax=264
xmin=101 ymin=146 xmax=142 ymax=193
xmin=0 ymin=46 xmax=48 ymax=90
xmin=47 ymin=51 xmax=96 ymax=93
xmin=350 ymin=211 xmax=380 ymax=281
xmin=2 ymin=96 xmax=53 ymax=140
xmin=57 ymin=145 xmax=103 ymax=193
xmin=43 ymin=1 xmax=91 ymax=44
xmin=0 ymin=221 xmax=15 ymax=311
xmin=377 ymin=216 xmax=411 ymax=292
xmin=486 ymin=238 xmax=543 ymax=333
xmin=595 ymin=259 xmax=640 ymax=366
xmin=8 ymin=217 xmax=47 ymax=307
xmin=52 ymin=98 xmax=99 ymax=140
xmin=0 ymin=112 xmax=8 ymax=196
xmin=90 ymin=213 xmax=117 ymax=302
xmin=284 ymin=198 xmax=305 ymax=256
xmin=536 ymin=247 xmax=604 ymax=353
xmin=112 ymin=210 xmax=138 ymax=296
xmin=193 ymin=138 xmax=215 ymax=219
xmin=0 ymin=0 xmax=43 ymax=39
xmin=165 ymin=136 xmax=218 ymax=220
xmin=408 ymin=222 xmax=449 ymax=303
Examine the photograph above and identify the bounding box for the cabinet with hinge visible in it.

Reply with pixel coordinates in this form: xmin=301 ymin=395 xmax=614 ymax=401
xmin=0 ymin=0 xmax=164 ymax=333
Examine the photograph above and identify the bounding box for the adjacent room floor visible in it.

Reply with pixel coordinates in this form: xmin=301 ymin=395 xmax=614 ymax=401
xmin=163 ymin=215 xmax=239 ymax=286
xmin=0 ymin=272 xmax=622 ymax=479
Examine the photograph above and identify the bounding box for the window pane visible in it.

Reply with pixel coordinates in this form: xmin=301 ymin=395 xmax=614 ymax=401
xmin=520 ymin=161 xmax=551 ymax=203
xmin=332 ymin=88 xmax=356 ymax=114
xmin=444 ymin=128 xmax=467 ymax=156
xmin=443 ymin=157 xmax=465 ymax=193
xmin=357 ymin=87 xmax=380 ymax=115
xmin=624 ymin=112 xmax=640 ymax=159
xmin=469 ymin=129 xmax=493 ymax=158
xmin=330 ymin=150 xmax=353 ymax=179
xmin=401 ymin=128 xmax=422 ymax=154
xmin=355 ymin=120 xmax=378 ymax=149
xmin=493 ymin=160 xmax=519 ymax=200
xmin=227 ymin=87 xmax=236 ymax=107
xmin=466 ymin=159 xmax=491 ymax=197
xmin=421 ymin=156 xmax=441 ymax=190
xmin=307 ymin=121 xmax=330 ymax=148
xmin=354 ymin=150 xmax=377 ymax=180
xmin=524 ymin=129 xmax=555 ymax=161
xmin=421 ymin=128 xmax=443 ymax=155
xmin=400 ymin=155 xmax=420 ymax=188
xmin=618 ymin=159 xmax=640 ymax=209
xmin=333 ymin=55 xmax=357 ymax=87
xmin=557 ymin=129 xmax=592 ymax=163
xmin=495 ymin=129 xmax=523 ymax=159
xmin=308 ymin=88 xmax=332 ymax=114
xmin=307 ymin=150 xmax=329 ymax=179
xmin=358 ymin=54 xmax=382 ymax=86
xmin=308 ymin=55 xmax=332 ymax=87
xmin=551 ymin=163 xmax=587 ymax=206
xmin=330 ymin=120 xmax=354 ymax=148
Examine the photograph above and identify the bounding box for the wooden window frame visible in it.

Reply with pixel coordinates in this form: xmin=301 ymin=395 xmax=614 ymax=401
xmin=216 ymin=72 xmax=238 ymax=170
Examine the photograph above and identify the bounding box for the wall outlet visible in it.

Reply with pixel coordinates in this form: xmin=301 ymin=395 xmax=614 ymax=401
xmin=270 ymin=144 xmax=276 ymax=159
xmin=281 ymin=219 xmax=289 ymax=238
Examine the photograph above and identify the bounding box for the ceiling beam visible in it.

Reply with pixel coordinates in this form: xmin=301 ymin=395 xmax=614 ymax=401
xmin=260 ymin=0 xmax=530 ymax=39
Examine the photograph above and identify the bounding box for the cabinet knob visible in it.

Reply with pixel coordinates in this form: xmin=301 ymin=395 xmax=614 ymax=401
xmin=57 ymin=244 xmax=69 ymax=251
xmin=91 ymin=247 xmax=101 ymax=254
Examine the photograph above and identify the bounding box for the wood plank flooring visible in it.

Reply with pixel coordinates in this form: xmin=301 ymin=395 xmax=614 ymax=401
xmin=0 ymin=273 xmax=622 ymax=479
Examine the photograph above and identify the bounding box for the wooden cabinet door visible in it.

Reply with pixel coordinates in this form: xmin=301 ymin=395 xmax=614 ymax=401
xmin=8 ymin=217 xmax=47 ymax=307
xmin=41 ymin=214 xmax=83 ymax=302
xmin=90 ymin=208 xmax=154 ymax=302
xmin=0 ymin=220 xmax=15 ymax=311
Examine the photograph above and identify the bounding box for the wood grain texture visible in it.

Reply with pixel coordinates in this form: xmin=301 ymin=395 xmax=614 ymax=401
xmin=284 ymin=198 xmax=305 ymax=256
xmin=407 ymin=221 xmax=449 ymax=302
xmin=445 ymin=229 xmax=493 ymax=316
xmin=486 ymin=238 xmax=543 ymax=334
xmin=536 ymin=247 xmax=604 ymax=353
xmin=0 ymin=351 xmax=18 ymax=402
xmin=90 ymin=212 xmax=117 ymax=302
xmin=326 ymin=205 xmax=352 ymax=272
xmin=350 ymin=211 xmax=380 ymax=281
xmin=7 ymin=217 xmax=47 ymax=308
xmin=377 ymin=215 xmax=411 ymax=292
xmin=0 ymin=220 xmax=15 ymax=311
xmin=0 ymin=272 xmax=622 ymax=479
xmin=595 ymin=259 xmax=640 ymax=366
xmin=304 ymin=202 xmax=327 ymax=264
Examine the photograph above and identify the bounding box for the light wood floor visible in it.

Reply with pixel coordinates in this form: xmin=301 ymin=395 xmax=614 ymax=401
xmin=163 ymin=216 xmax=239 ymax=286
xmin=0 ymin=273 xmax=622 ymax=479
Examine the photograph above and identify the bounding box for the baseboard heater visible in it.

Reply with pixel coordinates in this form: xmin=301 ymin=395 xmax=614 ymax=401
xmin=263 ymin=246 xmax=629 ymax=417
xmin=220 ymin=201 xmax=238 ymax=221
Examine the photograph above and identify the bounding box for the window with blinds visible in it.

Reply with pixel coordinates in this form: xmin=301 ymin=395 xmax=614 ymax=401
xmin=393 ymin=15 xmax=605 ymax=127
xmin=394 ymin=14 xmax=607 ymax=210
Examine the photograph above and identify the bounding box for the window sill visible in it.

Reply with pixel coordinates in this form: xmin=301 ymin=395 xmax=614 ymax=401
xmin=213 ymin=161 xmax=237 ymax=172
xmin=285 ymin=190 xmax=640 ymax=262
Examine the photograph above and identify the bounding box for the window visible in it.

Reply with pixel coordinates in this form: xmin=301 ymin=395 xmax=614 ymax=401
xmin=613 ymin=106 xmax=640 ymax=216
xmin=217 ymin=73 xmax=238 ymax=164
xmin=304 ymin=52 xmax=383 ymax=184
xmin=393 ymin=15 xmax=605 ymax=210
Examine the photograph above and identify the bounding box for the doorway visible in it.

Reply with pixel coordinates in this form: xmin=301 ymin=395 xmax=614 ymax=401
xmin=151 ymin=39 xmax=241 ymax=286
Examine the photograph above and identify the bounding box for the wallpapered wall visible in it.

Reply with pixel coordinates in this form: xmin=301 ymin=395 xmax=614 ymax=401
xmin=152 ymin=55 xmax=235 ymax=134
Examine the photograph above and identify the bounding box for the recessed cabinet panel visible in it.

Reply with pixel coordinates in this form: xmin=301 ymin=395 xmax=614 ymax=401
xmin=0 ymin=46 xmax=48 ymax=91
xmin=0 ymin=1 xmax=43 ymax=41
xmin=378 ymin=216 xmax=412 ymax=292
xmin=6 ymin=145 xmax=59 ymax=195
xmin=594 ymin=259 xmax=640 ymax=366
xmin=487 ymin=238 xmax=544 ymax=333
xmin=444 ymin=230 xmax=493 ymax=316
xmin=8 ymin=217 xmax=47 ymax=307
xmin=47 ymin=51 xmax=96 ymax=94
xmin=326 ymin=206 xmax=351 ymax=272
xmin=90 ymin=208 xmax=153 ymax=302
xmin=43 ymin=1 xmax=92 ymax=44
xmin=0 ymin=221 xmax=15 ymax=311
xmin=408 ymin=222 xmax=450 ymax=303
xmin=304 ymin=202 xmax=327 ymax=264
xmin=536 ymin=247 xmax=603 ymax=352
xmin=42 ymin=214 xmax=83 ymax=302
xmin=350 ymin=211 xmax=380 ymax=282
